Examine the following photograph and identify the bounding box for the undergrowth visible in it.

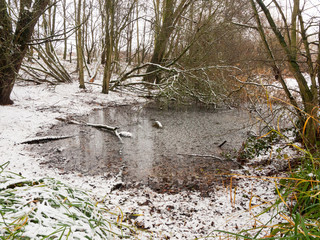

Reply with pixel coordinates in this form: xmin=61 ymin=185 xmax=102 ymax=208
xmin=211 ymin=131 xmax=320 ymax=239
xmin=0 ymin=161 xmax=144 ymax=239
xmin=238 ymin=130 xmax=280 ymax=161
xmin=270 ymin=150 xmax=320 ymax=239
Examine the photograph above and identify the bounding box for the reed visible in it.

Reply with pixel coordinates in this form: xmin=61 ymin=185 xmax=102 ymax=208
xmin=0 ymin=161 xmax=144 ymax=239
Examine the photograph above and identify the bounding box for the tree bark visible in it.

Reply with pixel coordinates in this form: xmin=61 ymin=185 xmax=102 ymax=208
xmin=143 ymin=0 xmax=175 ymax=84
xmin=102 ymin=0 xmax=114 ymax=94
xmin=0 ymin=0 xmax=50 ymax=105
xmin=75 ymin=0 xmax=85 ymax=88
xmin=63 ymin=0 xmax=68 ymax=60
xmin=143 ymin=0 xmax=191 ymax=84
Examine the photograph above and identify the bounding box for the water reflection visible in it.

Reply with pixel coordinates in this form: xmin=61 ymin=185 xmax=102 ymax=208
xmin=31 ymin=104 xmax=253 ymax=193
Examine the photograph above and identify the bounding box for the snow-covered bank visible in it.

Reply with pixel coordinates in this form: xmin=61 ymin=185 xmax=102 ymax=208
xmin=0 ymin=81 xmax=286 ymax=238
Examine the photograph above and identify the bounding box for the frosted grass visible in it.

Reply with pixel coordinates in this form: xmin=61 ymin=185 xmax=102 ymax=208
xmin=0 ymin=162 xmax=142 ymax=239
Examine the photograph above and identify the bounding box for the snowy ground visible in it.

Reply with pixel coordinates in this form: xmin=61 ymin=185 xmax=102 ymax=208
xmin=0 ymin=80 xmax=294 ymax=239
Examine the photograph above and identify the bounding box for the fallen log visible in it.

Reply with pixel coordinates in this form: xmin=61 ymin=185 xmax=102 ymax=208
xmin=56 ymin=118 xmax=118 ymax=131
xmin=20 ymin=135 xmax=74 ymax=144
xmin=56 ymin=118 xmax=124 ymax=143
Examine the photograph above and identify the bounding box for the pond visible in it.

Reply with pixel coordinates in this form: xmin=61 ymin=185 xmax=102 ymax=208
xmin=29 ymin=103 xmax=254 ymax=194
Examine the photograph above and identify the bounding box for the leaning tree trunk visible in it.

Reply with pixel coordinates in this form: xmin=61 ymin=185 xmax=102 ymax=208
xmin=143 ymin=0 xmax=175 ymax=84
xmin=0 ymin=0 xmax=50 ymax=105
xmin=143 ymin=0 xmax=191 ymax=84
xmin=252 ymin=0 xmax=318 ymax=148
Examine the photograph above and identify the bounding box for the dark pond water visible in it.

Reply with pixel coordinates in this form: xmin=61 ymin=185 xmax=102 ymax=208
xmin=29 ymin=104 xmax=254 ymax=194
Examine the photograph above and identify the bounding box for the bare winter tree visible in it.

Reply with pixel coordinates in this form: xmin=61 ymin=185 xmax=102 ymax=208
xmin=62 ymin=0 xmax=68 ymax=60
xmin=101 ymin=0 xmax=115 ymax=94
xmin=0 ymin=0 xmax=50 ymax=105
xmin=143 ymin=0 xmax=193 ymax=83
xmin=101 ymin=0 xmax=136 ymax=94
xmin=75 ymin=0 xmax=85 ymax=88
xmin=111 ymin=0 xmax=255 ymax=105
xmin=250 ymin=0 xmax=320 ymax=147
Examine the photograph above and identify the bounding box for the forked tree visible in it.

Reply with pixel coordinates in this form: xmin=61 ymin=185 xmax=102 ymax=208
xmin=101 ymin=0 xmax=136 ymax=94
xmin=0 ymin=0 xmax=50 ymax=105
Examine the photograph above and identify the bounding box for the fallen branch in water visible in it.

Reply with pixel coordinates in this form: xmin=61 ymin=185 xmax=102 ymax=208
xmin=218 ymin=140 xmax=227 ymax=148
xmin=56 ymin=118 xmax=124 ymax=143
xmin=178 ymin=153 xmax=224 ymax=161
xmin=177 ymin=153 xmax=243 ymax=167
xmin=20 ymin=135 xmax=74 ymax=144
xmin=85 ymin=122 xmax=118 ymax=131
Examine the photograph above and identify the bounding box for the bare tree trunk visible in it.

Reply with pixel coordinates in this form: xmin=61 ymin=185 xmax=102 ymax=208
xmin=84 ymin=3 xmax=95 ymax=65
xmin=250 ymin=0 xmax=302 ymax=120
xmin=290 ymin=0 xmax=299 ymax=59
xmin=135 ymin=0 xmax=141 ymax=69
xmin=143 ymin=0 xmax=191 ymax=83
xmin=253 ymin=0 xmax=318 ymax=147
xmin=0 ymin=0 xmax=50 ymax=105
xmin=63 ymin=0 xmax=67 ymax=60
xmin=143 ymin=0 xmax=175 ymax=83
xmin=75 ymin=0 xmax=85 ymax=88
xmin=102 ymin=0 xmax=114 ymax=94
xmin=126 ymin=7 xmax=133 ymax=64
xmin=43 ymin=14 xmax=54 ymax=59
xmin=141 ymin=18 xmax=147 ymax=63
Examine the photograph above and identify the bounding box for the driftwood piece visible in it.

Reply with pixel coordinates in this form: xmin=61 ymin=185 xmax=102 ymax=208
xmin=20 ymin=135 xmax=74 ymax=144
